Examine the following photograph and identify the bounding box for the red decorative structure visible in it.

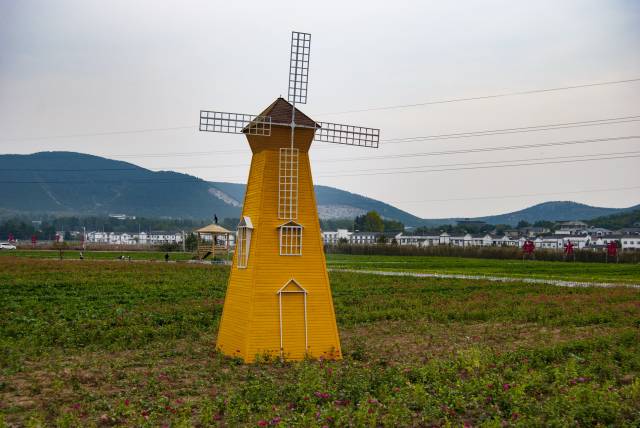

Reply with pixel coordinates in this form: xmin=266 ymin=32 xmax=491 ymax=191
xmin=55 ymin=234 xmax=61 ymax=243
xmin=31 ymin=235 xmax=37 ymax=248
xmin=8 ymin=233 xmax=14 ymax=243
xmin=564 ymin=240 xmax=574 ymax=260
xmin=606 ymin=241 xmax=618 ymax=263
xmin=522 ymin=239 xmax=535 ymax=260
xmin=523 ymin=240 xmax=535 ymax=254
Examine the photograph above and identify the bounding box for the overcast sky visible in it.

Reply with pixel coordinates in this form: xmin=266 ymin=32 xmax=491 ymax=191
xmin=1 ymin=0 xmax=639 ymax=218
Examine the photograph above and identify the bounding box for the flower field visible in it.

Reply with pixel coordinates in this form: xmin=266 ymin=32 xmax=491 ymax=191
xmin=1 ymin=256 xmax=639 ymax=426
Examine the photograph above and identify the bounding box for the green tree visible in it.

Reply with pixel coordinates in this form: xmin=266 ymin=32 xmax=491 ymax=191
xmin=517 ymin=220 xmax=531 ymax=229
xmin=185 ymin=233 xmax=198 ymax=251
xmin=355 ymin=211 xmax=384 ymax=232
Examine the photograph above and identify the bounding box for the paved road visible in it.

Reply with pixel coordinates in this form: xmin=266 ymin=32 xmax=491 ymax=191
xmin=329 ymin=268 xmax=640 ymax=289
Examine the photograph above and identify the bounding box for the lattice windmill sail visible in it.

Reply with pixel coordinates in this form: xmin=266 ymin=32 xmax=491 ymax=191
xmin=199 ymin=31 xmax=380 ymax=362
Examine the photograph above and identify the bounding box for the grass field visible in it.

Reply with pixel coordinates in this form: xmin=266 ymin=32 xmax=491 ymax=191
xmin=327 ymin=254 xmax=640 ymax=284
xmin=1 ymin=256 xmax=639 ymax=426
xmin=0 ymin=249 xmax=196 ymax=262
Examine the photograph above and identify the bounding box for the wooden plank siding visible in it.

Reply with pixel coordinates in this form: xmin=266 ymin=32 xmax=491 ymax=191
xmin=216 ymin=125 xmax=342 ymax=362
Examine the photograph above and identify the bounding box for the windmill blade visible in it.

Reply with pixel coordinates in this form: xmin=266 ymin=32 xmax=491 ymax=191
xmin=314 ymin=122 xmax=380 ymax=148
xmin=288 ymin=31 xmax=311 ymax=105
xmin=199 ymin=110 xmax=272 ymax=136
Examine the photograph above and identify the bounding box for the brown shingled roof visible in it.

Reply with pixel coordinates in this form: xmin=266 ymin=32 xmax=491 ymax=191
xmin=257 ymin=97 xmax=319 ymax=129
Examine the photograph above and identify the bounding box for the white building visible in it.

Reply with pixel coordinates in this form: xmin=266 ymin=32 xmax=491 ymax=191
xmin=621 ymin=235 xmax=640 ymax=250
xmin=322 ymin=229 xmax=353 ymax=245
xmin=86 ymin=231 xmax=183 ymax=245
xmin=555 ymin=221 xmax=588 ymax=235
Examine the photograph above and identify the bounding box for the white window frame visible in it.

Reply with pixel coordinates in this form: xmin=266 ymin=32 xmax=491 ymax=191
xmin=236 ymin=216 xmax=253 ymax=268
xmin=278 ymin=221 xmax=303 ymax=256
xmin=278 ymin=147 xmax=299 ymax=220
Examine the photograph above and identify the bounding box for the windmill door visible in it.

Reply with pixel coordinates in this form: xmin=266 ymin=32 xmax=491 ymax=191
xmin=278 ymin=280 xmax=308 ymax=359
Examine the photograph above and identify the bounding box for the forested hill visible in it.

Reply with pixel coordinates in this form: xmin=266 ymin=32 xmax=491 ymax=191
xmin=1 ymin=152 xmax=637 ymax=226
xmin=0 ymin=152 xmax=423 ymax=224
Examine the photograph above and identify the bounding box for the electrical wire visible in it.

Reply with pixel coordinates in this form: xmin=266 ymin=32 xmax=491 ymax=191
xmin=387 ymin=185 xmax=640 ymax=204
xmin=381 ymin=116 xmax=640 ymax=144
xmin=7 ymin=145 xmax=640 ymax=174
xmin=318 ymin=153 xmax=640 ymax=178
xmin=3 ymin=151 xmax=638 ymax=183
xmin=314 ymin=77 xmax=640 ymax=116
xmin=317 ymin=135 xmax=640 ymax=164
xmin=316 ymin=150 xmax=640 ymax=176
xmin=3 ymin=135 xmax=639 ymax=172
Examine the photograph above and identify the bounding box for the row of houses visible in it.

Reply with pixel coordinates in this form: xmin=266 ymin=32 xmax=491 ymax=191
xmin=86 ymin=231 xmax=184 ymax=245
xmin=321 ymin=229 xmax=640 ymax=251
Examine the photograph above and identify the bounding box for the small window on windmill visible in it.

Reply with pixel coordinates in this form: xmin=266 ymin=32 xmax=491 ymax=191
xmin=236 ymin=216 xmax=253 ymax=268
xmin=278 ymin=147 xmax=299 ymax=220
xmin=279 ymin=221 xmax=303 ymax=256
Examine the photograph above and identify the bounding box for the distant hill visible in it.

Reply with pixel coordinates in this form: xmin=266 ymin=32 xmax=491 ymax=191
xmin=1 ymin=152 xmax=637 ymax=227
xmin=416 ymin=201 xmax=640 ymax=227
xmin=586 ymin=209 xmax=640 ymax=229
xmin=0 ymin=152 xmax=422 ymax=225
xmin=478 ymin=201 xmax=640 ymax=226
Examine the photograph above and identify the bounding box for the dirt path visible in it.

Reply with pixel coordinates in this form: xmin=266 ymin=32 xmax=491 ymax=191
xmin=329 ymin=268 xmax=640 ymax=289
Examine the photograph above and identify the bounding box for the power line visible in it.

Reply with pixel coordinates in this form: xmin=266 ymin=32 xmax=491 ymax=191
xmin=3 ymin=151 xmax=638 ymax=183
xmin=318 ymin=150 xmax=640 ymax=176
xmin=318 ymin=153 xmax=640 ymax=178
xmin=3 ymin=151 xmax=640 ymax=173
xmin=0 ymin=126 xmax=195 ymax=142
xmin=0 ymin=95 xmax=640 ymax=145
xmin=389 ymin=185 xmax=640 ymax=204
xmin=314 ymin=77 xmax=640 ymax=116
xmin=317 ymin=135 xmax=640 ymax=163
xmin=381 ymin=116 xmax=640 ymax=144
xmin=3 ymin=135 xmax=639 ymax=172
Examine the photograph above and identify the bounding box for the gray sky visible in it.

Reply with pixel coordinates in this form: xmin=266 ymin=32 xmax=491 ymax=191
xmin=1 ymin=0 xmax=639 ymax=218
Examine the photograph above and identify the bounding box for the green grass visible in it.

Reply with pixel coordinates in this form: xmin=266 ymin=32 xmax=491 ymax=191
xmin=1 ymin=258 xmax=639 ymax=426
xmin=327 ymin=254 xmax=640 ymax=284
xmin=0 ymin=249 xmax=196 ymax=261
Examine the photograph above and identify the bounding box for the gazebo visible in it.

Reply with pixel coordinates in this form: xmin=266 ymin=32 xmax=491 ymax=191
xmin=195 ymin=224 xmax=231 ymax=260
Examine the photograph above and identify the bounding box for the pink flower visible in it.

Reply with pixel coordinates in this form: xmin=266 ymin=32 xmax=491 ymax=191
xmin=124 ymin=399 xmax=130 ymax=406
xmin=257 ymin=420 xmax=269 ymax=427
xmin=502 ymin=383 xmax=510 ymax=391
xmin=270 ymin=416 xmax=281 ymax=425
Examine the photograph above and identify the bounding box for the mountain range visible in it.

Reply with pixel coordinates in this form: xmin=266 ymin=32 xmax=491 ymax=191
xmin=1 ymin=152 xmax=638 ymax=227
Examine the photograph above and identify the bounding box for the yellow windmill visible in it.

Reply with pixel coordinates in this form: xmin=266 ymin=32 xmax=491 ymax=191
xmin=199 ymin=31 xmax=380 ymax=362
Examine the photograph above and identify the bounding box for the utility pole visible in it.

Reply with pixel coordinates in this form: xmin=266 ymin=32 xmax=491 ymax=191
xmin=182 ymin=230 xmax=186 ymax=252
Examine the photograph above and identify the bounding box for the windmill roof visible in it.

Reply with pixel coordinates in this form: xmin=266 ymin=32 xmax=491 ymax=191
xmin=255 ymin=97 xmax=319 ymax=129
